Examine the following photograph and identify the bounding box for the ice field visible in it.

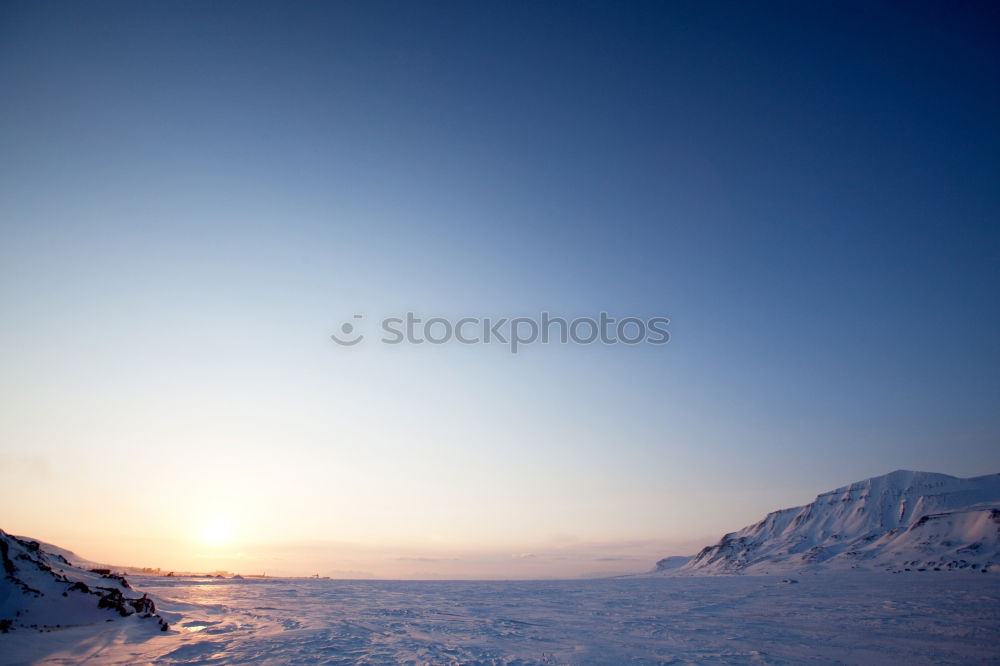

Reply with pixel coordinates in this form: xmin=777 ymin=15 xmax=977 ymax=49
xmin=4 ymin=572 xmax=999 ymax=665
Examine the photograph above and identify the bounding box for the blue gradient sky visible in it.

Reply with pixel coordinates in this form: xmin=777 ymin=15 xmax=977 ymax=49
xmin=1 ymin=1 xmax=998 ymax=577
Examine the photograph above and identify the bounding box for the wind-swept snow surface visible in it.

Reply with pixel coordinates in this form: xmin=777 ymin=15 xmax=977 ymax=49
xmin=2 ymin=573 xmax=998 ymax=664
xmin=679 ymin=470 xmax=1000 ymax=574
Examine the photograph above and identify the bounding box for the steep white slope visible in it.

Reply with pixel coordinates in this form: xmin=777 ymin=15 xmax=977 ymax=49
xmin=0 ymin=529 xmax=168 ymax=632
xmin=677 ymin=470 xmax=1000 ymax=574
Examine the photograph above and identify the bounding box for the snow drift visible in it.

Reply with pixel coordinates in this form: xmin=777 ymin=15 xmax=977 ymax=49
xmin=675 ymin=470 xmax=1000 ymax=574
xmin=0 ymin=529 xmax=168 ymax=632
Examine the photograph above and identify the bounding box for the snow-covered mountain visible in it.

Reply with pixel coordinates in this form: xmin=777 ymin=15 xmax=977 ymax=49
xmin=653 ymin=555 xmax=691 ymax=572
xmin=0 ymin=529 xmax=168 ymax=632
xmin=675 ymin=470 xmax=1000 ymax=574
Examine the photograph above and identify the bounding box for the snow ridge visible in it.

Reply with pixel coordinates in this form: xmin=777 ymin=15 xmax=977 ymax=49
xmin=0 ymin=529 xmax=168 ymax=632
xmin=677 ymin=470 xmax=1000 ymax=574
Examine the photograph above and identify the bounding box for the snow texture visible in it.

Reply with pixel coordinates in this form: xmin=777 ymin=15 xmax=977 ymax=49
xmin=2 ymin=572 xmax=998 ymax=664
xmin=678 ymin=470 xmax=1000 ymax=574
xmin=0 ymin=530 xmax=168 ymax=633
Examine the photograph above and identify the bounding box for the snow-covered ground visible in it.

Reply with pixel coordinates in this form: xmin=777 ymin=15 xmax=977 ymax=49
xmin=0 ymin=530 xmax=168 ymax=636
xmin=3 ymin=572 xmax=999 ymax=665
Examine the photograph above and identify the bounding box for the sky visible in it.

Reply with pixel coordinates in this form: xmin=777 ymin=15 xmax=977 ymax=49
xmin=1 ymin=1 xmax=998 ymax=578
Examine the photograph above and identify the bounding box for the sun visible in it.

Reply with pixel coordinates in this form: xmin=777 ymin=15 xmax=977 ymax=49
xmin=197 ymin=514 xmax=234 ymax=546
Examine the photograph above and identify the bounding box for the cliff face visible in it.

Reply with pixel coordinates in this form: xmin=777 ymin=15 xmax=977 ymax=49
xmin=677 ymin=470 xmax=1000 ymax=574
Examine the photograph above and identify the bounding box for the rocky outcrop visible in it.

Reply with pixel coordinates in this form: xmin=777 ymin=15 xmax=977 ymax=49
xmin=0 ymin=530 xmax=169 ymax=632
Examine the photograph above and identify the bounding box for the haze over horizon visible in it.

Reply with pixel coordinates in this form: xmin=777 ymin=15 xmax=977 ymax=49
xmin=2 ymin=1 xmax=999 ymax=578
